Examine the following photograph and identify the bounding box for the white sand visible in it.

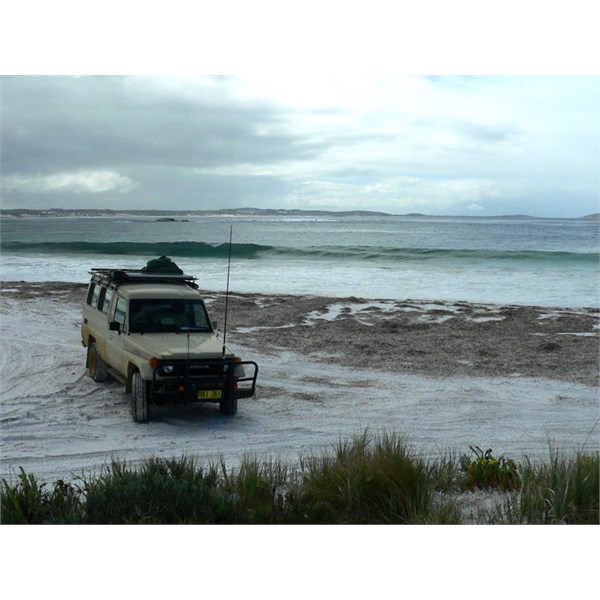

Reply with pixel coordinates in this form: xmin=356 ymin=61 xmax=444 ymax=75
xmin=0 ymin=284 xmax=598 ymax=484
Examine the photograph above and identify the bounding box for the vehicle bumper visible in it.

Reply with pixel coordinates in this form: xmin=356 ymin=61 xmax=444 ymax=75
xmin=149 ymin=360 xmax=258 ymax=405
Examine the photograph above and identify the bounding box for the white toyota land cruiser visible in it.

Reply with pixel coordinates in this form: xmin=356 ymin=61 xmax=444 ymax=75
xmin=80 ymin=261 xmax=258 ymax=422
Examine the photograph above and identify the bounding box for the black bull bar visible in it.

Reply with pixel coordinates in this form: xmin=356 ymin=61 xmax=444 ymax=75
xmin=150 ymin=359 xmax=259 ymax=403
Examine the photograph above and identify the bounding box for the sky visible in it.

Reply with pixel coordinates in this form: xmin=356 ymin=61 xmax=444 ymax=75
xmin=1 ymin=6 xmax=599 ymax=218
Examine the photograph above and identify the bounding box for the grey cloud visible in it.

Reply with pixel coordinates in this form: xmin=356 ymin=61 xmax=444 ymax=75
xmin=2 ymin=76 xmax=597 ymax=216
xmin=122 ymin=166 xmax=292 ymax=209
xmin=1 ymin=76 xmax=323 ymax=175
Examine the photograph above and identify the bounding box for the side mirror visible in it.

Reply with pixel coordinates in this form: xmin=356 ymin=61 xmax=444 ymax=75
xmin=212 ymin=320 xmax=218 ymax=331
xmin=109 ymin=321 xmax=121 ymax=332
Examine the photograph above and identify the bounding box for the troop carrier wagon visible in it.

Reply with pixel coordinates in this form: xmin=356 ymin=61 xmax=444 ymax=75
xmin=81 ymin=262 xmax=258 ymax=422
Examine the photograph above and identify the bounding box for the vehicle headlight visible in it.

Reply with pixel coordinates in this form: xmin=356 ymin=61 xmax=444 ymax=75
xmin=162 ymin=364 xmax=175 ymax=374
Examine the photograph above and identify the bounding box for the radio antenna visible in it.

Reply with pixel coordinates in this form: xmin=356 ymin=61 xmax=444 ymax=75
xmin=222 ymin=225 xmax=233 ymax=356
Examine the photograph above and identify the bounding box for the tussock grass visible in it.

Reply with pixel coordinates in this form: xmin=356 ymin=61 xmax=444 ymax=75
xmin=83 ymin=457 xmax=229 ymax=524
xmin=0 ymin=468 xmax=83 ymax=524
xmin=517 ymin=450 xmax=599 ymax=524
xmin=1 ymin=434 xmax=598 ymax=525
xmin=297 ymin=432 xmax=433 ymax=524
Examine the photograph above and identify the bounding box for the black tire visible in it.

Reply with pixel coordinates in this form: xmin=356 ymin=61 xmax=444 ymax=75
xmin=131 ymin=371 xmax=150 ymax=423
xmin=219 ymin=392 xmax=238 ymax=415
xmin=87 ymin=342 xmax=108 ymax=382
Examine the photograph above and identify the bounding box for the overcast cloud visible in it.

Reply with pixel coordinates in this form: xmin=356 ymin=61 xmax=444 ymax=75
xmin=1 ymin=75 xmax=597 ymax=217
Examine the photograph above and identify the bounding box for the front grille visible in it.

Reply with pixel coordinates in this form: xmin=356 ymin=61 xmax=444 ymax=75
xmin=188 ymin=362 xmax=223 ymax=376
xmin=158 ymin=360 xmax=226 ymax=378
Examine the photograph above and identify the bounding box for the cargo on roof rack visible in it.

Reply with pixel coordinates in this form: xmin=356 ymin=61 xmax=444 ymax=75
xmin=89 ymin=268 xmax=199 ymax=288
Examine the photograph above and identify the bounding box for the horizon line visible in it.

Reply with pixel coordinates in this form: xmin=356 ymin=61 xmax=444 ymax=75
xmin=1 ymin=206 xmax=598 ymax=220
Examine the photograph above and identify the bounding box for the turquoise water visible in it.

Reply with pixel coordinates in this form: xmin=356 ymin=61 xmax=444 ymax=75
xmin=1 ymin=214 xmax=598 ymax=306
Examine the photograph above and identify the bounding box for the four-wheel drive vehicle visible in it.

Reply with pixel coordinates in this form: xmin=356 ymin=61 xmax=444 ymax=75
xmin=81 ymin=266 xmax=258 ymax=422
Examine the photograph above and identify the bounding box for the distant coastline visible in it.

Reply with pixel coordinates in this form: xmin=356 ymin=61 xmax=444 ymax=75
xmin=1 ymin=207 xmax=599 ymax=220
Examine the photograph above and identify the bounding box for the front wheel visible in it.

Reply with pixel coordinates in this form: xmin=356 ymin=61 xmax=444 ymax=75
xmin=131 ymin=371 xmax=150 ymax=423
xmin=219 ymin=392 xmax=238 ymax=415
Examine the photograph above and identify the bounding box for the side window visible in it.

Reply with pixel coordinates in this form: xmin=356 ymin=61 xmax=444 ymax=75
xmin=113 ymin=297 xmax=127 ymax=329
xmin=86 ymin=283 xmax=96 ymax=306
xmin=101 ymin=288 xmax=114 ymax=314
xmin=98 ymin=287 xmax=107 ymax=311
xmin=90 ymin=285 xmax=101 ymax=309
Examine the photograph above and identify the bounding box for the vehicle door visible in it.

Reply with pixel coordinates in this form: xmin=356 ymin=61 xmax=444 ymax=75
xmin=105 ymin=294 xmax=128 ymax=377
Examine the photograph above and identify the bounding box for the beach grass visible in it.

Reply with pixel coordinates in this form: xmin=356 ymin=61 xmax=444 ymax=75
xmin=1 ymin=433 xmax=598 ymax=525
xmin=296 ymin=431 xmax=434 ymax=524
xmin=516 ymin=449 xmax=599 ymax=524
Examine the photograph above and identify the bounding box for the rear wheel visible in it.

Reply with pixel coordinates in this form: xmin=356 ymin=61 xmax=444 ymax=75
xmin=87 ymin=343 xmax=108 ymax=382
xmin=131 ymin=371 xmax=150 ymax=422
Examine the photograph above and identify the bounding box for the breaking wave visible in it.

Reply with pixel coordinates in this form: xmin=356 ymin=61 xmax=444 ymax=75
xmin=1 ymin=241 xmax=269 ymax=259
xmin=1 ymin=240 xmax=597 ymax=264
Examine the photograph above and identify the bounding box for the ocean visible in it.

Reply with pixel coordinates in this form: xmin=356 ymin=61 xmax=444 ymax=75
xmin=1 ymin=213 xmax=598 ymax=307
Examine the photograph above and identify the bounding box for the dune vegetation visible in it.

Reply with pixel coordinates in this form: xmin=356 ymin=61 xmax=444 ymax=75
xmin=1 ymin=433 xmax=598 ymax=525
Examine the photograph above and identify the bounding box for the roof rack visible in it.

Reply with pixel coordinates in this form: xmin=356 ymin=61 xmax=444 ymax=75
xmin=90 ymin=268 xmax=198 ymax=288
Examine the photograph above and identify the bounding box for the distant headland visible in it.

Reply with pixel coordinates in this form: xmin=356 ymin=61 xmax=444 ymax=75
xmin=0 ymin=207 xmax=392 ymax=218
xmin=0 ymin=207 xmax=598 ymax=220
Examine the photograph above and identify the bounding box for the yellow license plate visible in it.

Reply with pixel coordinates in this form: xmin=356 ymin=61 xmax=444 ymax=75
xmin=198 ymin=389 xmax=222 ymax=400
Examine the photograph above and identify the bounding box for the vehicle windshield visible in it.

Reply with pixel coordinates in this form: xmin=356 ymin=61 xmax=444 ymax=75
xmin=129 ymin=299 xmax=212 ymax=334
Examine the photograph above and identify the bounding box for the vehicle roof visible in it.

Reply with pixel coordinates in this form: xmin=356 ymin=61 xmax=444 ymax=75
xmin=116 ymin=283 xmax=204 ymax=300
xmin=90 ymin=268 xmax=197 ymax=284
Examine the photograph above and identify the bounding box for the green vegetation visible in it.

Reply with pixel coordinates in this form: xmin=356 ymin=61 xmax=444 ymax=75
xmin=1 ymin=433 xmax=598 ymax=524
xmin=516 ymin=450 xmax=599 ymax=524
xmin=297 ymin=432 xmax=437 ymax=524
xmin=461 ymin=445 xmax=520 ymax=492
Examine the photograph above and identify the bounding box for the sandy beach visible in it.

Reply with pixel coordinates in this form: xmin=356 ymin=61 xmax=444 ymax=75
xmin=210 ymin=290 xmax=600 ymax=386
xmin=1 ymin=281 xmax=598 ymax=483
